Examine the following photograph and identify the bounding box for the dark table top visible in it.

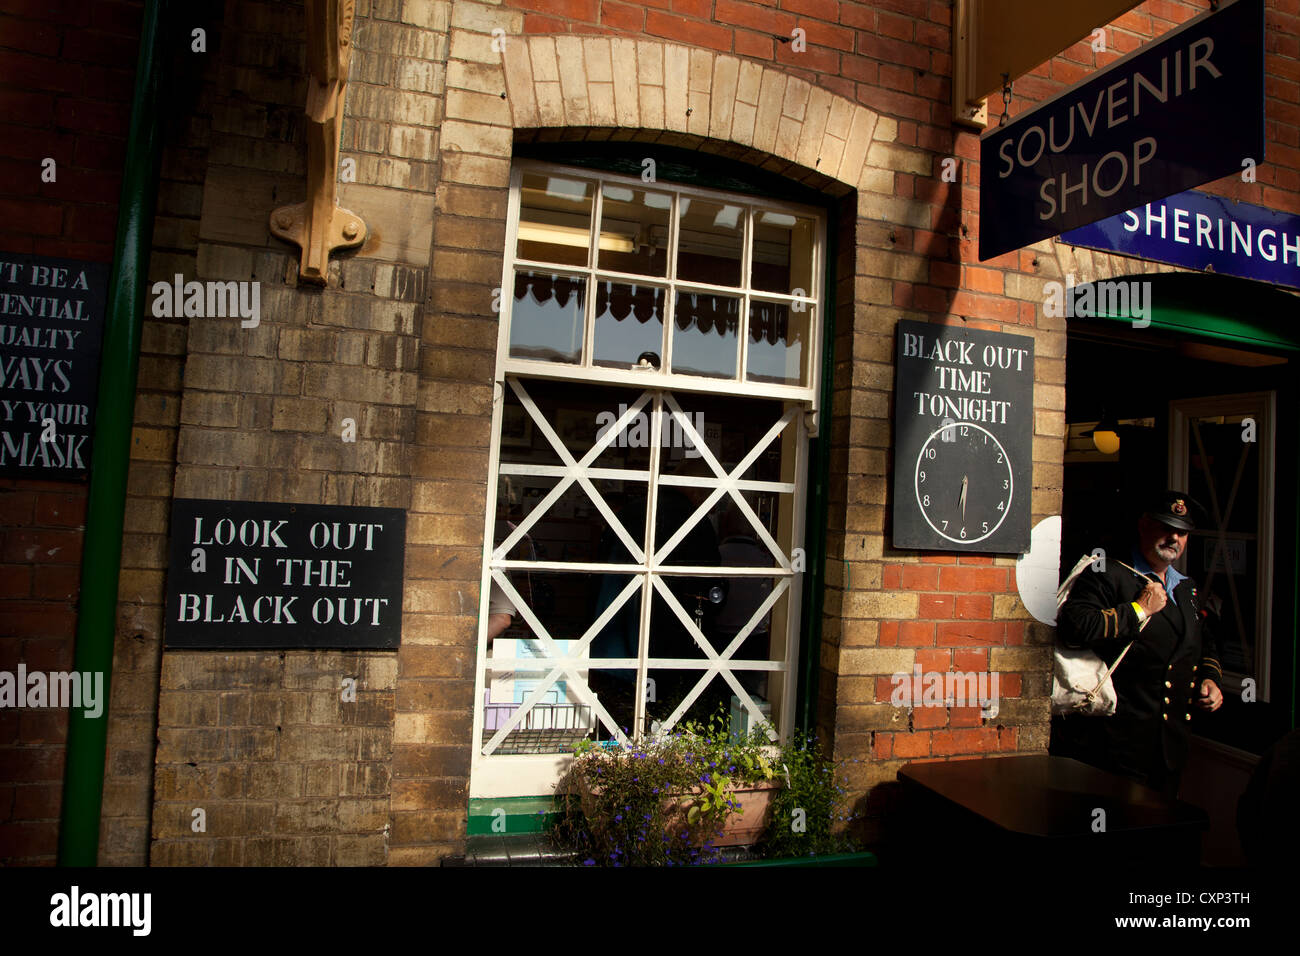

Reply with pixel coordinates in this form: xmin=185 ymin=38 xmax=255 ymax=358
xmin=898 ymin=754 xmax=1209 ymax=839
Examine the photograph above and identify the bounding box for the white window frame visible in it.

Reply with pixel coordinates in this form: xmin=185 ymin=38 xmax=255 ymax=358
xmin=496 ymin=160 xmax=824 ymax=404
xmin=469 ymin=162 xmax=827 ymax=798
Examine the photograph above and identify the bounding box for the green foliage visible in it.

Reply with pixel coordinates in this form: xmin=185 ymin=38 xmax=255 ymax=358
xmin=759 ymin=729 xmax=859 ymax=859
xmin=554 ymin=709 xmax=857 ymax=866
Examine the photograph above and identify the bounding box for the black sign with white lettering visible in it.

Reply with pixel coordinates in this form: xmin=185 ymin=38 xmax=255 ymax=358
xmin=892 ymin=321 xmax=1033 ymax=553
xmin=0 ymin=254 xmax=108 ymax=477
xmin=166 ymin=499 xmax=407 ymax=649
xmin=979 ymin=0 xmax=1264 ymax=261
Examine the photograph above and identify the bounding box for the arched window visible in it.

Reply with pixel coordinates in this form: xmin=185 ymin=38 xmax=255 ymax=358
xmin=472 ymin=161 xmax=827 ymax=797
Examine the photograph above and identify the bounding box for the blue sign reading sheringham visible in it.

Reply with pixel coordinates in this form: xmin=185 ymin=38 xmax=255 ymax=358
xmin=1059 ymin=189 xmax=1300 ymax=292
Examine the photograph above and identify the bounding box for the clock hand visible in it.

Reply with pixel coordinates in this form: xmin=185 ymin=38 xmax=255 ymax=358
xmin=960 ymin=475 xmax=967 ymax=520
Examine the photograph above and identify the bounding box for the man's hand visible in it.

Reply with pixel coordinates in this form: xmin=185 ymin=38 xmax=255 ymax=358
xmin=1197 ymin=679 xmax=1223 ymax=712
xmin=1136 ymin=580 xmax=1167 ymax=616
xmin=486 ymin=612 xmax=513 ymax=646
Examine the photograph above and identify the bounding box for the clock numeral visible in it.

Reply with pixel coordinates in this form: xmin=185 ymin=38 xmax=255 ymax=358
xmin=1003 ymin=479 xmax=1009 ymax=490
xmin=922 ymin=495 xmax=930 ymax=507
xmin=941 ymin=520 xmax=948 ymax=531
xmin=997 ymin=501 xmax=1005 ymax=511
xmin=925 ymin=448 xmax=937 ymax=460
xmin=982 ymin=521 xmax=989 ymax=533
xmin=960 ymin=527 xmax=967 ymax=539
xmin=960 ymin=426 xmax=969 ymax=437
xmin=919 ymin=470 xmax=926 ymax=483
xmin=996 ymin=452 xmax=1003 ymax=463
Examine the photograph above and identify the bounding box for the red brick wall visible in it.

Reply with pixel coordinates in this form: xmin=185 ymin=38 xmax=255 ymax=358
xmin=0 ymin=0 xmax=143 ymax=865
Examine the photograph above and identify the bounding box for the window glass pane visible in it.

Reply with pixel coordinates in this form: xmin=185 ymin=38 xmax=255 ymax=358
xmin=509 ymin=271 xmax=586 ymax=363
xmin=676 ymin=198 xmax=744 ymax=286
xmin=598 ymin=184 xmax=671 ymax=276
xmin=671 ymin=292 xmax=739 ymax=378
xmin=489 ymin=381 xmax=657 ymax=752
xmin=746 ymin=301 xmax=809 ymax=386
xmin=642 ymin=404 xmax=791 ymax=733
xmin=1185 ymin=414 xmax=1261 ymax=675
xmin=645 ymin=462 xmax=725 ymax=727
xmin=516 ymin=172 xmax=595 ymax=267
xmin=752 ymin=211 xmax=815 ymax=294
xmin=593 ymin=281 xmax=665 ymax=370
xmin=499 ymin=386 xmax=560 ymax=468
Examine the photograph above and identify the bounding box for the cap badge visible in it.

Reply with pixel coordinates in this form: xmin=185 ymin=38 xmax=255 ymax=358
xmin=1171 ymin=499 xmax=1187 ymax=516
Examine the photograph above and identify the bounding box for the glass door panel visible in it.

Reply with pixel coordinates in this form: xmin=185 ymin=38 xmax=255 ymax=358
xmin=1171 ymin=393 xmax=1275 ymax=697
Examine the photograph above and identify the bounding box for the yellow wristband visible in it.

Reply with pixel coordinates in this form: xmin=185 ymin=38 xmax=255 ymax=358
xmin=1130 ymin=601 xmax=1147 ymax=624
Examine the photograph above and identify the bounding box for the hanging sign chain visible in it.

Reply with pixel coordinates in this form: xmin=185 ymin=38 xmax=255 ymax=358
xmin=1000 ymin=73 xmax=1013 ymax=126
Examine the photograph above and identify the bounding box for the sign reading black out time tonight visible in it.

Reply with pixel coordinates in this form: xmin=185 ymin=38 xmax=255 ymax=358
xmin=892 ymin=321 xmax=1034 ymax=554
xmin=980 ymin=0 xmax=1264 ymax=261
xmin=166 ymin=499 xmax=406 ymax=649
xmin=0 ymin=253 xmax=109 ymax=478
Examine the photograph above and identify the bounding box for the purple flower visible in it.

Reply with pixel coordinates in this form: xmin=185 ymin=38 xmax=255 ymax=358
xmin=583 ymin=858 xmax=595 ymax=866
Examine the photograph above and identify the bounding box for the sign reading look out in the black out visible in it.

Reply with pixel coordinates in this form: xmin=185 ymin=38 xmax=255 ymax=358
xmin=166 ymin=499 xmax=406 ymax=649
xmin=979 ymin=0 xmax=1264 ymax=261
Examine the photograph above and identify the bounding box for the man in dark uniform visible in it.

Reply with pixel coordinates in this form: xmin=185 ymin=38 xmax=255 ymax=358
xmin=1050 ymin=490 xmax=1223 ymax=798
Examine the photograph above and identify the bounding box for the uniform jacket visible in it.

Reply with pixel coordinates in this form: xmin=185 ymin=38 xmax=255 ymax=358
xmin=1055 ymin=559 xmax=1222 ymax=781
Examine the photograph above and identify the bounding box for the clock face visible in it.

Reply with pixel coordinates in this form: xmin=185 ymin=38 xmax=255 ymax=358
xmin=913 ymin=422 xmax=1013 ymax=544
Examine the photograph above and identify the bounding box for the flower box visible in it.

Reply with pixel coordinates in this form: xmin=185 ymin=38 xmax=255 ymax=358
xmin=577 ymin=773 xmax=782 ymax=848
xmin=665 ymin=778 xmax=782 ymax=847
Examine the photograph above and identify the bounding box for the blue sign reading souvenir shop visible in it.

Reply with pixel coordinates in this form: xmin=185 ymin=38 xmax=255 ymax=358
xmin=1059 ymin=190 xmax=1300 ymax=293
xmin=979 ymin=0 xmax=1264 ymax=261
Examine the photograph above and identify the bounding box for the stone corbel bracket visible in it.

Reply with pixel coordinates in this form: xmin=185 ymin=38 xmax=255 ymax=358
xmin=270 ymin=0 xmax=366 ymax=284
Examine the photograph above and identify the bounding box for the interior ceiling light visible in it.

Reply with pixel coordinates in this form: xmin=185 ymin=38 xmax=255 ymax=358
xmin=542 ymin=177 xmax=588 ymax=201
xmin=1081 ymin=412 xmax=1122 ymax=455
xmin=517 ymin=222 xmax=634 ymax=253
xmin=710 ymin=205 xmax=741 ymax=230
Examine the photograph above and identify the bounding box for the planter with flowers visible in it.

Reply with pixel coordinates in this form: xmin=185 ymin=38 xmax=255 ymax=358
xmin=554 ymin=709 xmax=858 ymax=866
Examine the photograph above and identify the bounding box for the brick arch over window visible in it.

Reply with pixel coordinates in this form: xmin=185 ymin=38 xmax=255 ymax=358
xmin=478 ymin=37 xmax=891 ymax=194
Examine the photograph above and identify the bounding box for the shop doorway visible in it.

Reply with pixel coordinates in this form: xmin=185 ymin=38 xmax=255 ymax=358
xmin=1063 ymin=322 xmax=1284 ymax=705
